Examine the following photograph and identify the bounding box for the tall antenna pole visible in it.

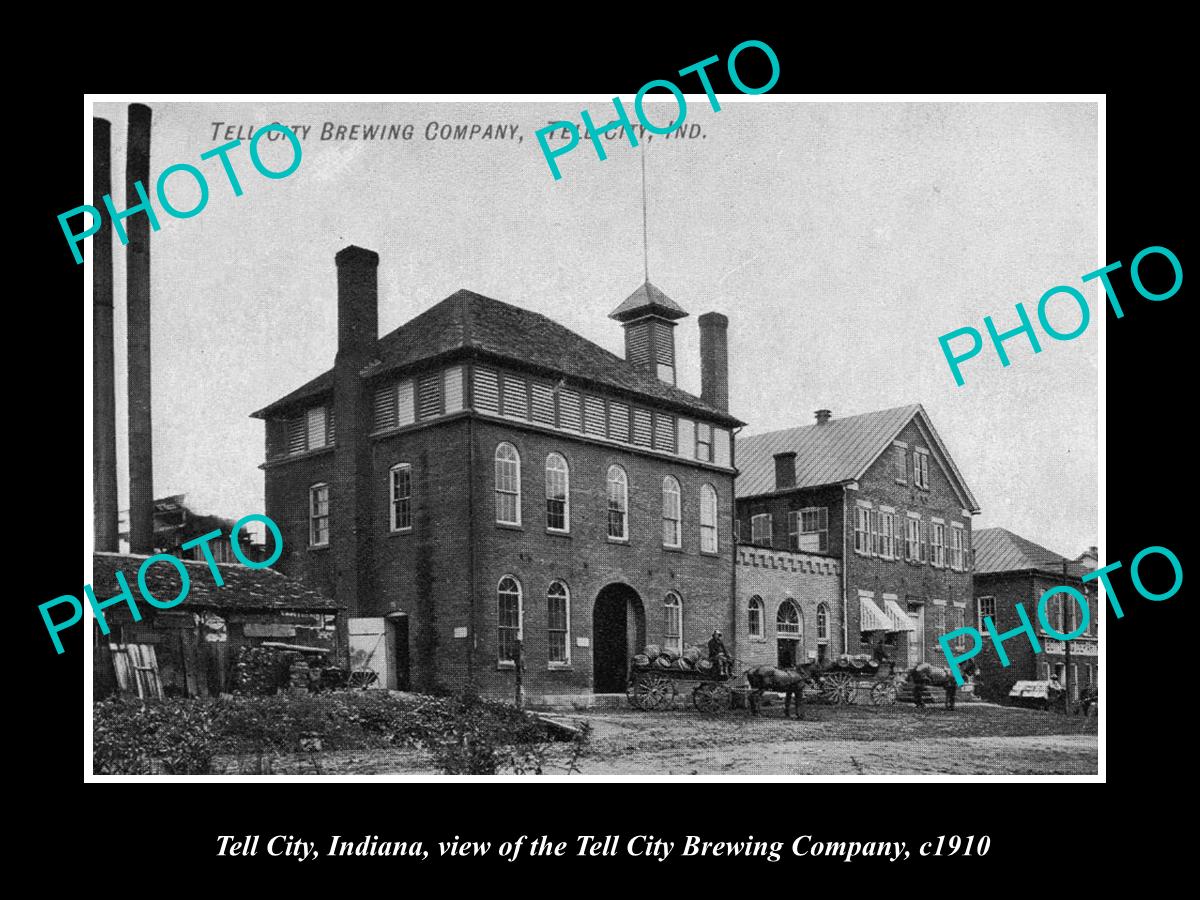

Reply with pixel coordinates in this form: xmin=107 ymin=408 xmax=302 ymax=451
xmin=641 ymin=142 xmax=649 ymax=282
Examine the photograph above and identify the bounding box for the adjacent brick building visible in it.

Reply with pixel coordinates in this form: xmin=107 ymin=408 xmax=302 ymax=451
xmin=734 ymin=405 xmax=981 ymax=672
xmin=973 ymin=527 xmax=1098 ymax=702
xmin=252 ymin=247 xmax=744 ymax=700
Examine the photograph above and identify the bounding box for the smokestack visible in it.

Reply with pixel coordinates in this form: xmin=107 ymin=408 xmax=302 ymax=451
xmin=773 ymin=451 xmax=797 ymax=491
xmin=815 ymin=409 xmax=832 ymax=425
xmin=332 ymin=246 xmax=379 ymax=619
xmin=93 ymin=118 xmax=118 ymax=552
xmin=127 ymin=104 xmax=154 ymax=555
xmin=698 ymin=312 xmax=729 ymax=412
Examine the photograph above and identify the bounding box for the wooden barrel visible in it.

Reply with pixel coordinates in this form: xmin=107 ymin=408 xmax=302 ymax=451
xmin=632 ymin=654 xmax=651 ymax=669
xmin=676 ymin=657 xmax=693 ymax=671
xmin=654 ymin=655 xmax=673 ymax=669
xmin=682 ymin=647 xmax=701 ymax=664
xmin=659 ymin=646 xmax=678 ymax=662
xmin=696 ymin=658 xmax=714 ymax=673
xmin=644 ymin=644 xmax=661 ymax=660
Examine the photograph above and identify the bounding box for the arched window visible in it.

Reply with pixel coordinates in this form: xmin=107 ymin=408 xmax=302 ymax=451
xmin=816 ymin=603 xmax=829 ymax=641
xmin=607 ymin=465 xmax=628 ymax=540
xmin=663 ymin=592 xmax=683 ymax=654
xmin=777 ymin=600 xmax=801 ymax=637
xmin=494 ymin=442 xmax=521 ymax=525
xmin=777 ymin=599 xmax=802 ymax=668
xmin=389 ymin=463 xmax=412 ymax=532
xmin=748 ymin=595 xmax=765 ymax=639
xmin=545 ymin=453 xmax=570 ymax=532
xmin=662 ymin=476 xmax=681 ymax=547
xmin=700 ymin=484 xmax=718 ymax=553
xmin=547 ymin=580 xmax=571 ymax=665
xmin=497 ymin=575 xmax=523 ymax=663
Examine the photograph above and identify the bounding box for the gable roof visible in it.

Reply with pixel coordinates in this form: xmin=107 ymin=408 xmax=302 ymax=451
xmin=92 ymin=553 xmax=341 ymax=612
xmin=973 ymin=528 xmax=1089 ymax=578
xmin=251 ymin=289 xmax=739 ymax=426
xmin=735 ymin=403 xmax=981 ymax=512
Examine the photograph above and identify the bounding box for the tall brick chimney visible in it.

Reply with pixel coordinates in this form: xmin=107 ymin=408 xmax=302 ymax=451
xmin=774 ymin=451 xmax=796 ymax=490
xmin=698 ymin=312 xmax=729 ymax=412
xmin=93 ymin=118 xmax=118 ymax=551
xmin=815 ymin=409 xmax=832 ymax=425
xmin=126 ymin=104 xmax=154 ymax=554
xmin=332 ymin=246 xmax=379 ymax=618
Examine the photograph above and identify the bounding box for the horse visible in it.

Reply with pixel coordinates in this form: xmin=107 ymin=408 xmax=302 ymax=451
xmin=745 ymin=662 xmax=821 ymax=719
xmin=908 ymin=660 xmax=977 ymax=710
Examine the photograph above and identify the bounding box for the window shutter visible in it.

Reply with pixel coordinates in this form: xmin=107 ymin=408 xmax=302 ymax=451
xmin=653 ymin=413 xmax=676 ymax=453
xmin=531 ymin=383 xmax=556 ymax=425
xmin=558 ymin=389 xmax=582 ymax=431
xmin=373 ymin=383 xmax=397 ymax=431
xmin=920 ymin=521 xmax=928 ymax=563
xmin=397 ymin=380 xmax=415 ymax=426
xmin=894 ymin=516 xmax=903 ymax=559
xmin=306 ymin=407 xmax=326 ymax=449
xmin=473 ymin=368 xmax=499 ymax=414
xmin=501 ymin=375 xmax=528 ymax=419
xmin=418 ymin=373 xmax=442 ymax=420
xmin=676 ymin=418 xmax=695 ymax=459
xmin=443 ymin=366 xmax=464 ymax=413
xmin=584 ymin=396 xmax=606 ymax=436
xmin=326 ymin=408 xmax=336 ymax=445
xmin=608 ymin=401 xmax=630 ymax=442
xmin=287 ymin=417 xmax=306 ymax=455
xmin=632 ymin=408 xmax=653 ymax=446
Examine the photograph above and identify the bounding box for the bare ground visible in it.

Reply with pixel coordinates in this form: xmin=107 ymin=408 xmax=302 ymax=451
xmin=211 ymin=700 xmax=1097 ymax=775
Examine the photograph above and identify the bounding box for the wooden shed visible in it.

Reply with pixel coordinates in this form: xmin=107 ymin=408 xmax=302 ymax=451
xmin=91 ymin=552 xmax=343 ymax=699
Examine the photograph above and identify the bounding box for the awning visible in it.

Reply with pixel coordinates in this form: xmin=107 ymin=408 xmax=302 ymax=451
xmin=884 ymin=599 xmax=916 ymax=633
xmin=859 ymin=598 xmax=894 ymax=632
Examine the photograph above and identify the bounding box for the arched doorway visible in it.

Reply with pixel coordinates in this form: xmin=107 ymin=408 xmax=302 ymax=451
xmin=593 ymin=583 xmax=645 ymax=693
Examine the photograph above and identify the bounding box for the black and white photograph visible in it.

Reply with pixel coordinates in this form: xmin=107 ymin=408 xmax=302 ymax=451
xmin=76 ymin=95 xmax=1107 ymax=779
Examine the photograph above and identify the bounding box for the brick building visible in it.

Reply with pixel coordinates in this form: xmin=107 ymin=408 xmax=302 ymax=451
xmin=734 ymin=405 xmax=981 ymax=672
xmin=251 ymin=247 xmax=744 ymax=700
xmin=973 ymin=527 xmax=1098 ymax=702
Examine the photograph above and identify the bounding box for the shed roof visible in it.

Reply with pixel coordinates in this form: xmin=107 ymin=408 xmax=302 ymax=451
xmin=973 ymin=528 xmax=1089 ymax=578
xmin=91 ymin=553 xmax=341 ymax=612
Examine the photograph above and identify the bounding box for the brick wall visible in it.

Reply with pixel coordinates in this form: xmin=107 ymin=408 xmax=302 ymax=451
xmin=734 ymin=547 xmax=842 ymax=670
xmin=467 ymin=419 xmax=736 ymax=698
xmin=974 ymin=570 xmax=1099 ymax=701
xmin=844 ymin=419 xmax=975 ymax=668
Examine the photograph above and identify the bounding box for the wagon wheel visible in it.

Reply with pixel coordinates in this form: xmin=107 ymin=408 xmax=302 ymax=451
xmin=626 ymin=677 xmax=650 ymax=710
xmin=870 ymin=678 xmax=897 ymax=706
xmin=822 ymin=672 xmax=855 ymax=705
xmin=641 ymin=674 xmax=674 ymax=711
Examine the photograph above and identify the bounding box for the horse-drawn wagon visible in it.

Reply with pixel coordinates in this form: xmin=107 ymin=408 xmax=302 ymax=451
xmin=811 ymin=653 xmax=900 ymax=706
xmin=626 ymin=644 xmax=742 ymax=713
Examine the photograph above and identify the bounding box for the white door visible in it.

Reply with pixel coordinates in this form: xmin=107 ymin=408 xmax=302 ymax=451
xmin=907 ymin=607 xmax=924 ymax=665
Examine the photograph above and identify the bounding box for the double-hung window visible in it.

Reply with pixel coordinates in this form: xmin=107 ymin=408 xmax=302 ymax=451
xmin=607 ymin=465 xmax=629 ymax=540
xmin=662 ymin=476 xmax=682 ymax=548
xmin=915 ymin=449 xmax=931 ymax=489
xmin=790 ymin=507 xmax=828 ymax=552
xmin=495 ymin=443 xmax=521 ymax=525
xmin=931 ymin=522 xmax=946 ymax=568
xmin=700 ymin=484 xmax=719 ymax=553
xmin=309 ymin=483 xmax=330 ymax=547
xmin=389 ymin=464 xmax=412 ymax=531
xmin=545 ymin=453 xmax=570 ymax=532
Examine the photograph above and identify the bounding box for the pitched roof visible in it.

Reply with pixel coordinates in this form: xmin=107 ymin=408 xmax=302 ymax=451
xmin=734 ymin=403 xmax=981 ymax=511
xmin=91 ymin=553 xmax=341 ymax=612
xmin=251 ymin=289 xmax=738 ymax=425
xmin=973 ymin=528 xmax=1089 ymax=578
xmin=608 ymin=280 xmax=689 ymax=321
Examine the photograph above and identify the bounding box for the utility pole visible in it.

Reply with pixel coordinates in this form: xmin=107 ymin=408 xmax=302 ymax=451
xmin=1062 ymin=558 xmax=1072 ymax=715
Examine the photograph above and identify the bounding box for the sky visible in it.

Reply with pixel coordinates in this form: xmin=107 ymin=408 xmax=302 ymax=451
xmin=90 ymin=99 xmax=1098 ymax=557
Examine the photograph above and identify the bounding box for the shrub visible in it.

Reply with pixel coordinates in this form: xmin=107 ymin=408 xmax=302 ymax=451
xmin=93 ymin=690 xmax=585 ymax=775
